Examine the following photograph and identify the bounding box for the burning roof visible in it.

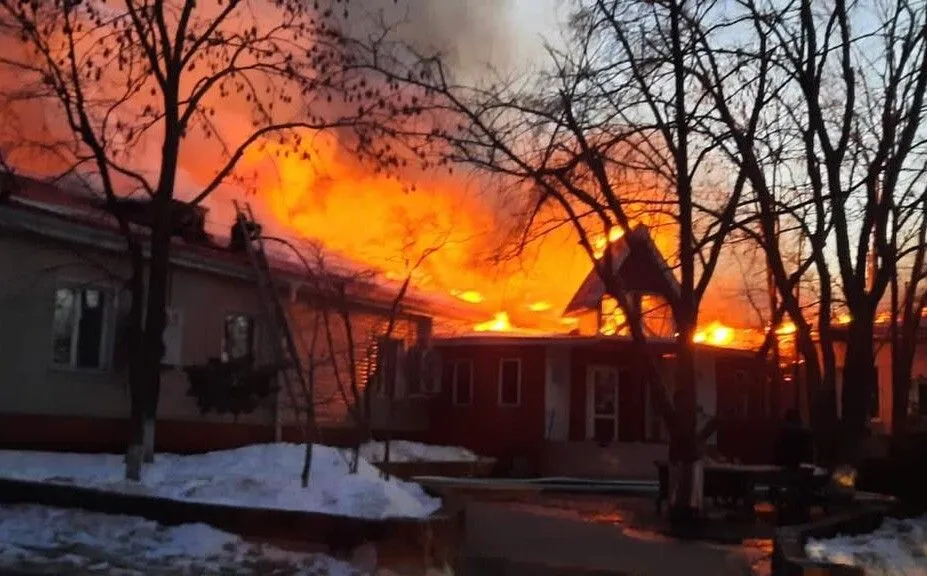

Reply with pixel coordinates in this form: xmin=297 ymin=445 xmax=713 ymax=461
xmin=562 ymin=224 xmax=680 ymax=317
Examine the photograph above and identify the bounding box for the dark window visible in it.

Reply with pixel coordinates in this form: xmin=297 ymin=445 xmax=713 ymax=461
xmin=452 ymin=361 xmax=473 ymax=406
xmin=499 ymin=359 xmax=521 ymax=406
xmin=52 ymin=287 xmax=111 ymax=369
xmin=222 ymin=314 xmax=254 ymax=362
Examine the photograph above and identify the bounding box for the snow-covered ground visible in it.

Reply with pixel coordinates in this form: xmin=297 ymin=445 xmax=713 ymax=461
xmin=0 ymin=503 xmax=359 ymax=575
xmin=0 ymin=443 xmax=442 ymax=520
xmin=359 ymin=441 xmax=480 ymax=464
xmin=805 ymin=514 xmax=927 ymax=575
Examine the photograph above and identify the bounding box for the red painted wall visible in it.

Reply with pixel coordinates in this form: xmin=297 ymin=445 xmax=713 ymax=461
xmin=429 ymin=344 xmax=547 ymax=463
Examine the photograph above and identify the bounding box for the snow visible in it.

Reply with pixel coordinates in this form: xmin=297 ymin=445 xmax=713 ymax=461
xmin=0 ymin=443 xmax=442 ymax=520
xmin=0 ymin=503 xmax=359 ymax=575
xmin=805 ymin=514 xmax=927 ymax=575
xmin=359 ymin=440 xmax=481 ymax=464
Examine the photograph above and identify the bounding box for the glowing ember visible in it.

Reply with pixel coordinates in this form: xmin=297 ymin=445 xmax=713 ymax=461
xmin=474 ymin=312 xmax=514 ymax=332
xmin=693 ymin=322 xmax=735 ymax=347
xmin=528 ymin=301 xmax=552 ymax=312
xmin=451 ymin=290 xmax=485 ymax=304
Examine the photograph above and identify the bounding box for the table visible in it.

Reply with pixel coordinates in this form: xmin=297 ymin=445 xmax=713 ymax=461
xmin=654 ymin=461 xmax=826 ymax=515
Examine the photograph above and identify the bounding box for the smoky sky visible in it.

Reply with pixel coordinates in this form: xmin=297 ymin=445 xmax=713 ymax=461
xmin=345 ymin=0 xmax=522 ymax=77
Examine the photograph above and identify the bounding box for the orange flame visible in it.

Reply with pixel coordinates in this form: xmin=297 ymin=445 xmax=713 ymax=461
xmin=451 ymin=290 xmax=485 ymax=304
xmin=693 ymin=322 xmax=735 ymax=347
xmin=474 ymin=312 xmax=513 ymax=333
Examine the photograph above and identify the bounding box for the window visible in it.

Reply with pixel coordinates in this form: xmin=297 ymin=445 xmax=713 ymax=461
xmin=222 ymin=314 xmax=254 ymax=362
xmin=406 ymin=347 xmax=440 ymax=396
xmin=371 ymin=338 xmax=402 ymax=399
xmin=498 ymin=359 xmax=522 ymax=406
xmin=588 ymin=366 xmax=620 ymax=443
xmin=51 ymin=286 xmax=113 ymax=369
xmin=451 ymin=360 xmax=473 ymax=406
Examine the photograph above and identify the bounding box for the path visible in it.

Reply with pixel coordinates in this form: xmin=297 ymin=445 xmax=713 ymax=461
xmin=462 ymin=498 xmax=766 ymax=576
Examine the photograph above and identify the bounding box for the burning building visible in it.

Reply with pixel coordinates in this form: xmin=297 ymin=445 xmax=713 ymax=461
xmin=0 ymin=180 xmax=779 ymax=476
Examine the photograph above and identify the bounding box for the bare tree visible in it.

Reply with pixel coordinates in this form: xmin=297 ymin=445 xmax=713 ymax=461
xmin=350 ymin=0 xmax=762 ymax=520
xmin=702 ymin=0 xmax=927 ymax=460
xmin=0 ymin=0 xmax=383 ymax=479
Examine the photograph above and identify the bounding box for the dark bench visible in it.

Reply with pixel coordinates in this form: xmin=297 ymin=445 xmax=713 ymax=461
xmin=655 ymin=461 xmax=825 ymax=518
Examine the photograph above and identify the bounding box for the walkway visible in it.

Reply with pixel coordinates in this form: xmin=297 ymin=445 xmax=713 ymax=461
xmin=462 ymin=498 xmax=768 ymax=576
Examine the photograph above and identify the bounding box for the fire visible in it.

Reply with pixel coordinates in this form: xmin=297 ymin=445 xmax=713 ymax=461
xmin=775 ymin=321 xmax=797 ymax=335
xmin=592 ymin=226 xmax=627 ymax=259
xmin=245 ymin=131 xmax=599 ymax=334
xmin=693 ymin=322 xmax=735 ymax=347
xmin=474 ymin=312 xmax=513 ymax=333
xmin=836 ymin=313 xmax=852 ymax=325
xmin=451 ymin=290 xmax=485 ymax=304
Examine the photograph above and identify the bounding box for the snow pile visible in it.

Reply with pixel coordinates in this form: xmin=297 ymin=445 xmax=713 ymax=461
xmin=0 ymin=503 xmax=359 ymax=575
xmin=360 ymin=441 xmax=481 ymax=464
xmin=0 ymin=444 xmax=442 ymax=519
xmin=805 ymin=515 xmax=927 ymax=575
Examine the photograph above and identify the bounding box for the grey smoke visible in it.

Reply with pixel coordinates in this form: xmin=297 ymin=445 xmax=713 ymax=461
xmin=346 ymin=0 xmax=527 ymax=78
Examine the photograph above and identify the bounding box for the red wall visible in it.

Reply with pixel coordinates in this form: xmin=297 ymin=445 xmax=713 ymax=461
xmin=430 ymin=344 xmax=547 ymax=463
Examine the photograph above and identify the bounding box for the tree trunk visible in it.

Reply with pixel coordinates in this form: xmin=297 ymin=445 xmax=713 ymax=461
xmin=134 ymin=198 xmax=174 ymax=466
xmin=301 ymin=442 xmax=313 ymax=488
xmin=124 ymin=246 xmax=146 ymax=481
xmin=841 ymin=318 xmax=877 ymax=463
xmin=669 ymin=317 xmax=699 ymax=521
xmin=892 ymin=349 xmax=913 ymax=437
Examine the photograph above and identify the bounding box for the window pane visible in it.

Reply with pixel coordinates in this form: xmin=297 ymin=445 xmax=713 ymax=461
xmin=454 ymin=362 xmax=472 ymax=404
xmin=52 ymin=288 xmax=76 ymax=365
xmin=76 ymin=289 xmax=106 ymax=369
xmin=224 ymin=315 xmax=254 ymax=361
xmin=500 ymin=360 xmax=520 ymax=405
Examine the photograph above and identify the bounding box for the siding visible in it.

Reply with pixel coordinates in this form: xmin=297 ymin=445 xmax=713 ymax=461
xmin=431 ymin=344 xmax=547 ymax=461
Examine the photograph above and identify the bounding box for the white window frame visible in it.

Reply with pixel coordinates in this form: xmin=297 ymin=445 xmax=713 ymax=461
xmin=221 ymin=312 xmax=256 ymax=362
xmin=50 ymin=282 xmax=116 ymax=371
xmin=498 ymin=358 xmax=522 ymax=407
xmin=451 ymin=360 xmax=474 ymax=406
xmin=586 ymin=365 xmax=620 ymax=442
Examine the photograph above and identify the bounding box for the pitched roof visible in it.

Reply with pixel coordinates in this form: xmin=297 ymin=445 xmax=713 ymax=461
xmin=562 ymin=225 xmax=680 ymax=316
xmin=0 ymin=176 xmax=484 ymax=323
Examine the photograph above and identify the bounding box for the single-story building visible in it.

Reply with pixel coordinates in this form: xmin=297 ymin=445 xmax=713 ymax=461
xmin=0 ymin=177 xmax=476 ymax=453
xmin=0 ymin=178 xmax=786 ymax=477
